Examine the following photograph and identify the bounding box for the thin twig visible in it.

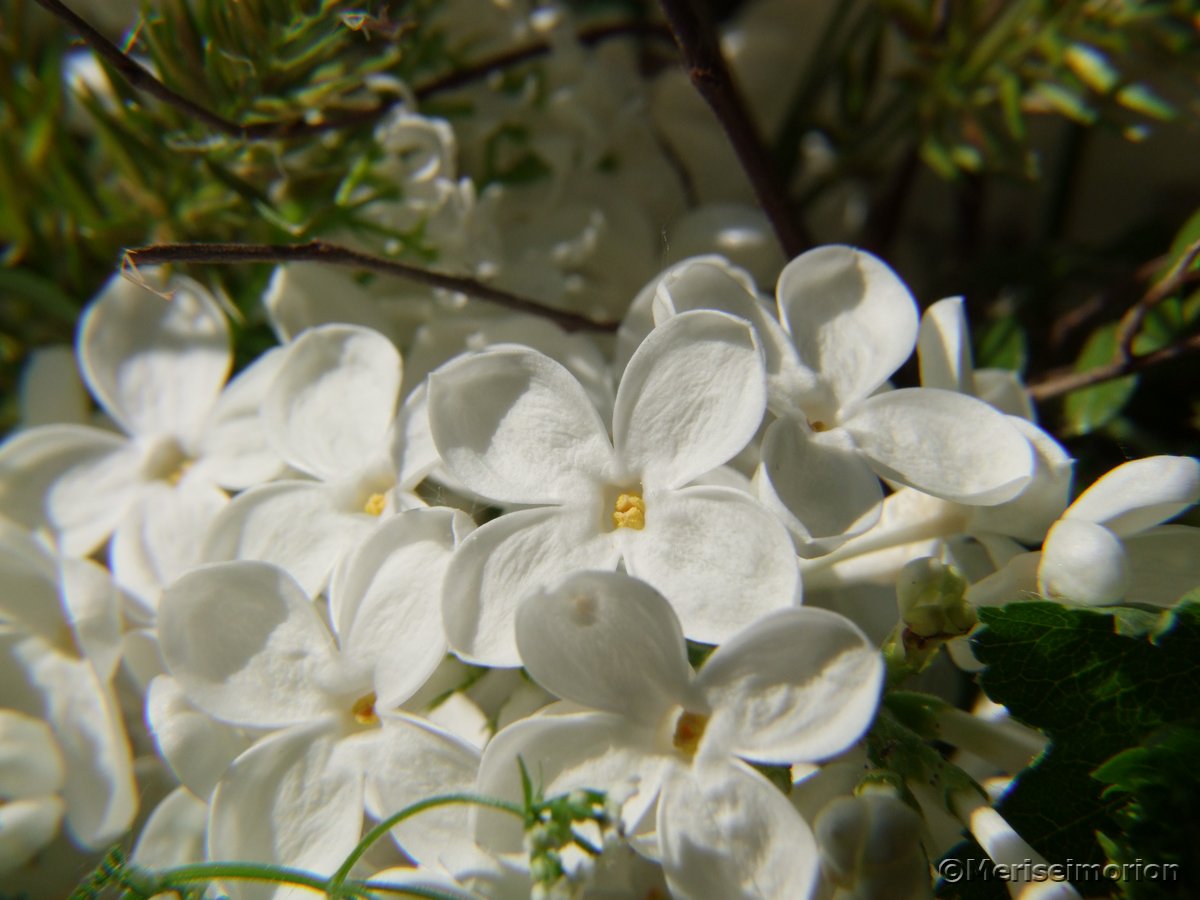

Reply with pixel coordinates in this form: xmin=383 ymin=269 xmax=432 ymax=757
xmin=1113 ymin=237 xmax=1200 ymax=361
xmin=124 ymin=241 xmax=618 ymax=333
xmin=38 ymin=0 xmax=671 ymax=141
xmin=1028 ymin=331 xmax=1200 ymax=401
xmin=658 ymin=0 xmax=811 ymax=257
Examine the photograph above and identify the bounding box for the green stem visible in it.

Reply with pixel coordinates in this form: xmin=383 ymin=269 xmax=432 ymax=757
xmin=327 ymin=793 xmax=524 ymax=895
xmin=155 ymin=862 xmax=336 ymax=895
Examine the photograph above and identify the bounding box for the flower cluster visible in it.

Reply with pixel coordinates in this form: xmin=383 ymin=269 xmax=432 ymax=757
xmin=3 ymin=1 xmax=1199 ymax=899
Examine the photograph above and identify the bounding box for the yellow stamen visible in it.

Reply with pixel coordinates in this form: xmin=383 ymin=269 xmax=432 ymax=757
xmin=672 ymin=710 xmax=709 ymax=757
xmin=363 ymin=492 xmax=388 ymax=516
xmin=808 ymin=420 xmax=829 ymax=433
xmin=166 ymin=459 xmax=194 ymax=486
xmin=612 ymin=492 xmax=646 ymax=530
xmin=351 ymin=693 xmax=379 ymax=725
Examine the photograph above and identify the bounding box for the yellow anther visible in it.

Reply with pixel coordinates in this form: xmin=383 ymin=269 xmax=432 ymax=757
xmin=363 ymin=492 xmax=388 ymax=516
xmin=672 ymin=710 xmax=709 ymax=757
xmin=165 ymin=459 xmax=194 ymax=486
xmin=808 ymin=420 xmax=829 ymax=433
xmin=612 ymin=492 xmax=646 ymax=530
xmin=351 ymin=693 xmax=379 ymax=725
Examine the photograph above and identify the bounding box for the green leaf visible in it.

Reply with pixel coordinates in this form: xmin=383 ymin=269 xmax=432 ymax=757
xmin=938 ymin=601 xmax=1200 ymax=898
xmin=974 ymin=315 xmax=1027 ymax=371
xmin=1062 ymin=324 xmax=1138 ymax=436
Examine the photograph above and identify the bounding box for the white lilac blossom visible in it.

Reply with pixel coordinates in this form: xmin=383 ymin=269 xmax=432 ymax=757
xmin=427 ymin=309 xmax=800 ymax=666
xmin=969 ymin=455 xmax=1200 ymax=608
xmin=202 ymin=324 xmax=433 ymax=596
xmin=474 ymin=571 xmax=883 ymax=898
xmin=0 ymin=710 xmax=67 ymax=874
xmin=158 ymin=509 xmax=481 ymax=878
xmin=630 ymin=248 xmax=1037 ymax=556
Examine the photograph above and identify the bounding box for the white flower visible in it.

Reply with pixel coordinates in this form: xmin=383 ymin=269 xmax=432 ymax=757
xmin=428 ymin=309 xmax=800 ymax=666
xmin=475 ymin=571 xmax=883 ymax=898
xmin=159 ymin=509 xmax=481 ymax=876
xmin=0 ymin=710 xmax=66 ymax=874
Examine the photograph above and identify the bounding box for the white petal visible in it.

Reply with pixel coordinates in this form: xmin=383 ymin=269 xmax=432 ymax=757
xmin=45 ymin=435 xmax=147 ymax=556
xmin=1123 ymin=525 xmax=1200 ymax=607
xmin=202 ymin=480 xmax=376 ymax=597
xmin=516 ymin=571 xmax=690 ymax=726
xmin=651 ymin=259 xmax=812 ymax=417
xmin=19 ymin=345 xmax=88 ymax=428
xmin=18 ymin=646 xmax=136 ymax=848
xmin=391 ymin=381 xmax=441 ymax=490
xmin=475 ymin=712 xmax=668 ymax=853
xmin=1064 ymin=456 xmax=1200 ymax=536
xmin=428 ymin=347 xmax=614 ymax=505
xmin=0 ymin=530 xmax=66 ymax=643
xmin=146 ymin=676 xmax=250 ymax=800
xmin=844 ymin=388 xmax=1034 ymax=504
xmin=158 ymin=561 xmax=340 ymax=727
xmin=917 ymin=296 xmax=972 ymax=394
xmin=443 ymin=505 xmax=619 ymax=667
xmin=0 ymin=425 xmax=125 ymax=536
xmin=262 ymin=325 xmax=401 ymax=481
xmin=357 ymin=713 xmax=481 ymax=869
xmin=0 ymin=796 xmax=64 ymax=875
xmin=974 ymin=368 xmax=1036 ymax=420
xmin=192 ymin=347 xmax=288 ymax=489
xmin=777 ymin=246 xmax=918 ymax=410
xmin=756 ymin=417 xmax=883 ymax=553
xmin=111 ymin=479 xmax=228 ymax=618
xmin=695 ymin=607 xmax=882 ymax=764
xmin=58 ymin=555 xmax=122 ymax=681
xmin=0 ymin=710 xmax=64 ymax=798
xmin=78 ymin=273 xmax=230 ymax=441
xmin=331 ymin=508 xmax=469 ymax=708
xmin=264 ymin=263 xmax=397 ymax=343
xmin=1038 ymin=519 xmax=1129 ymax=606
xmin=622 ymin=485 xmax=800 ymax=645
xmin=614 ymin=310 xmax=765 ymax=489
xmin=208 ymin=722 xmax=363 ymax=885
xmin=131 ymin=786 xmax=207 ymax=870
xmin=659 ymin=761 xmax=819 ymax=900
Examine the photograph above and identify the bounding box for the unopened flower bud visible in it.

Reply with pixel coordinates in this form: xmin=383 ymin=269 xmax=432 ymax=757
xmin=896 ymin=558 xmax=974 ymax=639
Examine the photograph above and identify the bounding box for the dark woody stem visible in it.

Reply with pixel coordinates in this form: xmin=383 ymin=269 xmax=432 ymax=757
xmin=124 ymin=241 xmax=619 ymax=333
xmin=658 ymin=0 xmax=812 ymax=256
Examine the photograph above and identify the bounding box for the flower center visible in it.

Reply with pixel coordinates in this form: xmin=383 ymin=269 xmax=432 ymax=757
xmin=363 ymin=492 xmax=388 ymax=516
xmin=612 ymin=491 xmax=646 ymax=530
xmin=808 ymin=419 xmax=830 ymax=433
xmin=351 ymin=692 xmax=379 ymax=725
xmin=672 ymin=710 xmax=710 ymax=757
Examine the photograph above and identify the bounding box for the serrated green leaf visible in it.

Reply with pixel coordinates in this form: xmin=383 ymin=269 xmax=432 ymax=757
xmin=1062 ymin=324 xmax=1138 ymax=437
xmin=941 ymin=601 xmax=1200 ymax=897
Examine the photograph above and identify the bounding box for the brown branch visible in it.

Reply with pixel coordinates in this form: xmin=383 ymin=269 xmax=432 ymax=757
xmin=657 ymin=0 xmax=811 ymax=258
xmin=1028 ymin=330 xmax=1200 ymax=401
xmin=39 ymin=0 xmax=671 ymax=142
xmin=124 ymin=241 xmax=618 ymax=333
xmin=1114 ymin=237 xmax=1200 ymax=361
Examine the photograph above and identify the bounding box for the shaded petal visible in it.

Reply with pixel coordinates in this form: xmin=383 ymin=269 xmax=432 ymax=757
xmin=756 ymin=416 xmax=883 ymax=554
xmin=0 ymin=530 xmax=65 ymax=643
xmin=428 ymin=347 xmax=614 ymax=505
xmin=262 ymin=325 xmax=401 ymax=481
xmin=1123 ymin=525 xmax=1200 ymax=607
xmin=59 ymin=555 xmax=122 ymax=681
xmin=202 ymin=480 xmax=376 ymax=597
xmin=651 ymin=259 xmax=813 ymax=417
xmin=391 ymin=382 xmax=441 ymax=490
xmin=158 ymin=561 xmax=340 ymax=727
xmin=131 ymin=787 xmax=207 ymax=870
xmin=695 ymin=607 xmax=882 ymax=764
xmin=78 ymin=274 xmax=230 ymax=441
xmin=356 ymin=713 xmax=481 ymax=869
xmin=974 ymin=368 xmax=1035 ymax=421
xmin=443 ymin=505 xmax=619 ymax=667
xmin=331 ymin=508 xmax=471 ymax=708
xmin=16 ymin=644 xmax=136 ymax=848
xmin=264 ymin=263 xmax=397 ymax=344
xmin=208 ymin=722 xmax=363 ymax=890
xmin=475 ymin=712 xmax=668 ymax=853
xmin=0 ymin=710 xmax=64 ymax=798
xmin=192 ymin=347 xmax=288 ymax=489
xmin=0 ymin=797 xmax=64 ymax=874
xmin=1064 ymin=456 xmax=1200 ymax=536
xmin=917 ymin=296 xmax=972 ymax=394
xmin=777 ymin=246 xmax=917 ymax=411
xmin=1038 ymin=519 xmax=1129 ymax=606
xmin=659 ymin=761 xmax=819 ymax=900
xmin=0 ymin=425 xmax=125 ymax=537
xmin=844 ymin=388 xmax=1033 ymax=504
xmin=516 ymin=571 xmax=690 ymax=726
xmin=622 ymin=486 xmax=800 ymax=644
xmin=614 ymin=310 xmax=765 ymax=489
xmin=111 ymin=479 xmax=228 ymax=619
xmin=146 ymin=676 xmax=250 ymax=800
xmin=45 ymin=436 xmax=147 ymax=556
